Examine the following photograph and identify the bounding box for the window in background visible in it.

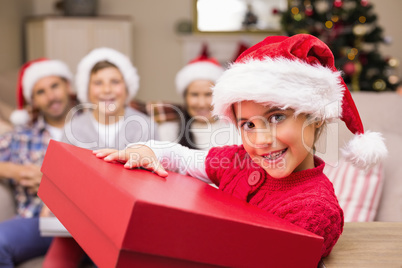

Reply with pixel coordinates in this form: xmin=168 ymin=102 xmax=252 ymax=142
xmin=194 ymin=0 xmax=287 ymax=33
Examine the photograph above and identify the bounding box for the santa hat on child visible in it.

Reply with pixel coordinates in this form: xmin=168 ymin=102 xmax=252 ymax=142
xmin=75 ymin=47 xmax=139 ymax=104
xmin=213 ymin=34 xmax=387 ymax=169
xmin=10 ymin=58 xmax=73 ymax=126
xmin=175 ymin=44 xmax=225 ymax=96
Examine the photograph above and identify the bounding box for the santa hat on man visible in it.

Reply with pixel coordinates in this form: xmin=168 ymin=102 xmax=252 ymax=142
xmin=75 ymin=47 xmax=139 ymax=104
xmin=213 ymin=34 xmax=387 ymax=169
xmin=10 ymin=58 xmax=73 ymax=126
xmin=175 ymin=44 xmax=225 ymax=96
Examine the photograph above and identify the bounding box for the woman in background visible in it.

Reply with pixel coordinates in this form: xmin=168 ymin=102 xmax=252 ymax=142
xmin=158 ymin=52 xmax=241 ymax=150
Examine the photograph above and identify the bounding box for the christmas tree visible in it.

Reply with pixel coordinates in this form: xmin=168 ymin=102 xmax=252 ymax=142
xmin=280 ymin=0 xmax=400 ymax=92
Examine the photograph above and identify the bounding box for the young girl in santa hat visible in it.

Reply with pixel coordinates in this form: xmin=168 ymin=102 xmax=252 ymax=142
xmin=94 ymin=34 xmax=387 ymax=258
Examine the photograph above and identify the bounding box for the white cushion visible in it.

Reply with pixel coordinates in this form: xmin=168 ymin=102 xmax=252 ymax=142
xmin=324 ymin=159 xmax=384 ymax=222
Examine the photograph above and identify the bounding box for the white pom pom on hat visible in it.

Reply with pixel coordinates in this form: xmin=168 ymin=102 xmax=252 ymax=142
xmin=175 ymin=44 xmax=225 ymax=96
xmin=341 ymin=131 xmax=387 ymax=169
xmin=10 ymin=58 xmax=73 ymax=126
xmin=75 ymin=47 xmax=139 ymax=104
xmin=10 ymin=109 xmax=30 ymax=126
xmin=212 ymin=34 xmax=387 ymax=169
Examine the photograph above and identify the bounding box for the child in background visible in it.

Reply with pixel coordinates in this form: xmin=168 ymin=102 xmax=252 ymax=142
xmin=44 ymin=47 xmax=159 ymax=267
xmin=94 ymin=34 xmax=387 ymax=258
xmin=61 ymin=47 xmax=159 ymax=149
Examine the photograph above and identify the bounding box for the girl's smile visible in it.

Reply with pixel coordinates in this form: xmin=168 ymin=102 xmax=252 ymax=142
xmin=262 ymin=148 xmax=287 ymax=161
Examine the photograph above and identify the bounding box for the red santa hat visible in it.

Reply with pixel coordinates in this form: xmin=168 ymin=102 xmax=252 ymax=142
xmin=10 ymin=58 xmax=73 ymax=126
xmin=212 ymin=34 xmax=387 ymax=169
xmin=75 ymin=47 xmax=139 ymax=104
xmin=175 ymin=44 xmax=225 ymax=96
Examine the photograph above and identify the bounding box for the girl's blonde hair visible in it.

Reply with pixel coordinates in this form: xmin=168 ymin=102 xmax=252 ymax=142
xmin=306 ymin=115 xmax=327 ymax=154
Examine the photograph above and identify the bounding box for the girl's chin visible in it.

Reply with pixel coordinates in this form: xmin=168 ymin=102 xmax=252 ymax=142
xmin=260 ymin=160 xmax=291 ymax=179
xmin=264 ymin=169 xmax=292 ymax=179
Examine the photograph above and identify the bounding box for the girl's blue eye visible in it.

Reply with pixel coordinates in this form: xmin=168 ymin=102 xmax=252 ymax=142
xmin=269 ymin=114 xmax=286 ymax=124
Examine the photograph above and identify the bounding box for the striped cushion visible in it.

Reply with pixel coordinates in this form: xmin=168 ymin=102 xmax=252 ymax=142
xmin=324 ymin=159 xmax=384 ymax=222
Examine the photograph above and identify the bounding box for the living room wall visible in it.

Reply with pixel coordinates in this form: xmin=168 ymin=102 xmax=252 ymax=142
xmin=0 ymin=0 xmax=401 ymax=108
xmin=26 ymin=0 xmax=194 ymax=104
xmin=0 ymin=0 xmax=32 ymax=73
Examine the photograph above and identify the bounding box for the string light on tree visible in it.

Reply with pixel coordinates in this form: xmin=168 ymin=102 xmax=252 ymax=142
xmin=388 ymin=75 xmax=399 ymax=85
xmin=388 ymin=58 xmax=400 ymax=68
xmin=353 ymin=24 xmax=367 ymax=36
xmin=347 ymin=48 xmax=359 ymax=60
xmin=291 ymin=6 xmax=299 ymax=15
xmin=325 ymin=20 xmax=333 ymax=29
xmin=373 ymin=79 xmax=386 ymax=91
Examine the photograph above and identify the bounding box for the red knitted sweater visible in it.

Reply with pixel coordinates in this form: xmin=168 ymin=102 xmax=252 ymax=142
xmin=205 ymin=145 xmax=344 ymax=257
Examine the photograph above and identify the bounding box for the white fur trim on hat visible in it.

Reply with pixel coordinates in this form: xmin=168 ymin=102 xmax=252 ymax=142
xmin=212 ymin=57 xmax=345 ymax=122
xmin=175 ymin=61 xmax=224 ymax=96
xmin=22 ymin=60 xmax=73 ymax=103
xmin=75 ymin=47 xmax=139 ymax=104
xmin=341 ymin=131 xmax=388 ymax=169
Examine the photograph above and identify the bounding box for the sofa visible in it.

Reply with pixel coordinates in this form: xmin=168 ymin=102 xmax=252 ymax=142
xmin=334 ymin=92 xmax=402 ymax=222
xmin=0 ymin=91 xmax=401 ymax=267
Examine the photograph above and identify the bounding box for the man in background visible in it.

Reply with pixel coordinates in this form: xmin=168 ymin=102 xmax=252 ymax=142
xmin=0 ymin=58 xmax=74 ymax=267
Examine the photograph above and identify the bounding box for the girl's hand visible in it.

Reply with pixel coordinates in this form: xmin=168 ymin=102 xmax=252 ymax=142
xmin=93 ymin=145 xmax=168 ymax=177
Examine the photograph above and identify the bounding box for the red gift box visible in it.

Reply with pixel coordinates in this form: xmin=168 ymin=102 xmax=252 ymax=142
xmin=38 ymin=140 xmax=323 ymax=268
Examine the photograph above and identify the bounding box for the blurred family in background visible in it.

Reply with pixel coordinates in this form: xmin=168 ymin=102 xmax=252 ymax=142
xmin=0 ymin=45 xmax=240 ymax=266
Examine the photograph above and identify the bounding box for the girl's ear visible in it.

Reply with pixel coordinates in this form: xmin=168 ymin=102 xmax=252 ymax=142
xmin=315 ymin=120 xmax=324 ymax=128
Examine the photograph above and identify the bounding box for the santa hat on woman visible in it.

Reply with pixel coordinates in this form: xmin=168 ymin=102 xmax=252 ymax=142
xmin=75 ymin=47 xmax=139 ymax=104
xmin=175 ymin=44 xmax=225 ymax=96
xmin=10 ymin=58 xmax=73 ymax=126
xmin=213 ymin=34 xmax=387 ymax=169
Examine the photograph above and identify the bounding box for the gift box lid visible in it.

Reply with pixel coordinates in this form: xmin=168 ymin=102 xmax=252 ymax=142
xmin=39 ymin=140 xmax=323 ymax=268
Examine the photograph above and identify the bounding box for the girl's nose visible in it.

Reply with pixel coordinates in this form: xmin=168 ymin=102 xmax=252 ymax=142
xmin=246 ymin=127 xmax=275 ymax=148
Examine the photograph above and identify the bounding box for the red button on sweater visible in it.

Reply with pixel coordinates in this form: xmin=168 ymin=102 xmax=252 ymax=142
xmin=205 ymin=145 xmax=344 ymax=257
